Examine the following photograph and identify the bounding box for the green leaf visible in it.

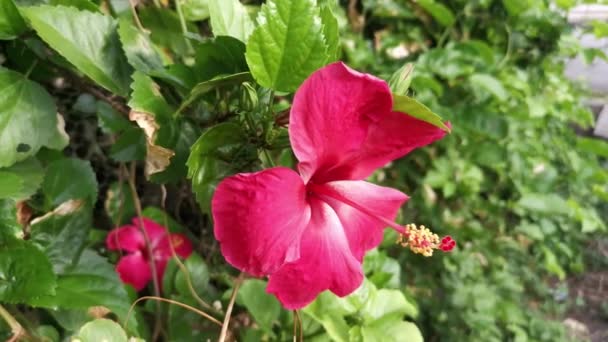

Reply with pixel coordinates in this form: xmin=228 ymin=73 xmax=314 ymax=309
xmin=245 ymin=0 xmax=329 ymax=92
xmin=0 ymin=0 xmax=27 ymax=39
xmin=138 ymin=7 xmax=195 ymax=56
xmin=41 ymin=158 xmax=98 ymax=207
xmin=592 ymin=20 xmax=608 ymax=38
xmin=129 ymin=71 xmax=179 ymax=177
xmin=21 ymin=5 xmax=132 ymax=96
xmin=0 ymin=199 xmax=21 ymax=237
xmin=389 ymin=63 xmax=414 ymax=96
xmin=30 ymin=199 xmax=92 ymax=273
xmin=0 ymin=158 xmax=44 ymax=200
xmin=361 ymin=289 xmax=418 ymax=323
xmin=237 ymin=279 xmax=281 ymax=333
xmin=0 ymin=235 xmax=56 ymax=303
xmin=150 ymin=119 xmax=200 ymax=184
xmin=176 ymin=72 xmax=253 ymax=114
xmin=470 ymin=73 xmax=508 ymax=101
xmin=182 ymin=0 xmax=210 ymax=21
xmin=104 ymin=182 xmax=136 ymax=226
xmin=208 ymin=0 xmax=254 ymax=42
xmin=187 ymin=122 xmax=258 ymax=213
xmin=194 ymin=36 xmax=248 ymax=82
xmin=97 ymin=101 xmax=131 ymax=134
xmin=502 ymin=0 xmax=531 ymax=16
xmin=417 ymin=0 xmax=455 ymax=26
xmin=49 ymin=0 xmax=100 ymax=12
xmin=517 ymin=193 xmax=570 ymax=215
xmin=320 ymin=5 xmax=340 ymax=62
xmin=31 ymin=249 xmax=139 ymax=332
xmin=75 ymin=319 xmax=128 ymax=342
xmin=360 ymin=320 xmax=423 ymax=342
xmin=304 ymin=292 xmax=352 ymax=342
xmin=129 ymin=71 xmax=174 ymax=119
xmin=174 ymin=254 xmax=210 ymax=299
xmin=0 ymin=67 xmax=69 ymax=167
xmin=577 ymin=137 xmax=608 ymax=158
xmin=118 ymin=15 xmax=164 ymax=74
xmin=392 ymin=94 xmax=450 ymax=132
xmin=110 ymin=127 xmax=147 ymax=162
xmin=142 ymin=206 xmax=185 ymax=233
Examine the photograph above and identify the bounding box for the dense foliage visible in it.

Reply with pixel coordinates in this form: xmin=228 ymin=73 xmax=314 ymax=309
xmin=0 ymin=0 xmax=607 ymax=341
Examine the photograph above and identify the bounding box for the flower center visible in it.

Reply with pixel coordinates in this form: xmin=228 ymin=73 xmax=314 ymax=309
xmin=307 ymin=183 xmax=456 ymax=257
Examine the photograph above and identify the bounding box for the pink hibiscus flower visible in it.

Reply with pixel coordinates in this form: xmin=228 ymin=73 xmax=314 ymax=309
xmin=212 ymin=62 xmax=454 ymax=309
xmin=106 ymin=217 xmax=193 ymax=291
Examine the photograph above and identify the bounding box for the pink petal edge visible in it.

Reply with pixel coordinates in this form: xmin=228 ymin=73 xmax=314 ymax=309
xmin=212 ymin=167 xmax=312 ymax=277
xmin=319 ymin=180 xmax=409 ymax=261
xmin=266 ymin=198 xmax=364 ymax=309
xmin=116 ymin=252 xmax=152 ymax=291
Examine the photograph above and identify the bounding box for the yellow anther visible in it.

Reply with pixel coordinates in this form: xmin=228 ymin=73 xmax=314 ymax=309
xmin=396 ymin=223 xmax=440 ymax=257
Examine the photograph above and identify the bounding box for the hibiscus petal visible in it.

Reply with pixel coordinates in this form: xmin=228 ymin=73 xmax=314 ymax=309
xmin=212 ymin=167 xmax=311 ymax=277
xmin=320 ymin=180 xmax=408 ymax=261
xmin=267 ymin=199 xmax=363 ymax=309
xmin=106 ymin=224 xmax=144 ymax=252
xmin=289 ymin=62 xmax=393 ymax=183
xmin=154 ymin=233 xmax=194 ymax=259
xmin=337 ymin=112 xmax=448 ymax=180
xmin=136 ymin=217 xmax=168 ymax=246
xmin=116 ymin=252 xmax=152 ymax=291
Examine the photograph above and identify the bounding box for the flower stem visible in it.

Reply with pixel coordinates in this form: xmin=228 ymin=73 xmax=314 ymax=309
xmin=0 ymin=305 xmax=24 ymax=342
xmin=174 ymin=0 xmax=194 ymax=55
xmin=218 ymin=273 xmax=245 ymax=342
xmin=262 ymin=148 xmax=276 ymax=167
xmin=125 ymin=163 xmax=163 ymax=339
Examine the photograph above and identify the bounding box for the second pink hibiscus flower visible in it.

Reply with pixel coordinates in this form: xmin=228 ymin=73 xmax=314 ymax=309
xmin=106 ymin=217 xmax=193 ymax=291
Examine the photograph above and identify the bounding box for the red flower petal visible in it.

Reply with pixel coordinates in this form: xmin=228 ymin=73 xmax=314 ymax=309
xmin=289 ymin=62 xmax=393 ymax=183
xmin=116 ymin=252 xmax=152 ymax=291
xmin=212 ymin=167 xmax=311 ymax=276
xmin=266 ymin=199 xmax=363 ymax=309
xmin=155 ymin=233 xmax=194 ymax=259
xmin=106 ymin=224 xmax=144 ymax=252
xmin=137 ymin=217 xmax=168 ymax=246
xmin=289 ymin=62 xmax=447 ymax=182
xmin=319 ymin=180 xmax=408 ymax=261
xmin=339 ymin=111 xmax=448 ymax=180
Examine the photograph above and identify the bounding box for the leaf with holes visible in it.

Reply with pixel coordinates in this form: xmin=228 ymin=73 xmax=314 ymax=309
xmin=0 ymin=68 xmax=68 ymax=168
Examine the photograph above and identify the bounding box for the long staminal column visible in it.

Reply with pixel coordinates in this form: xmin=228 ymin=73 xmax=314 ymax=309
xmin=308 ymin=183 xmax=456 ymax=256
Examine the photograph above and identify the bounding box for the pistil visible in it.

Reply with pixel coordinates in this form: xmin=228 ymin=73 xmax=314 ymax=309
xmin=308 ymin=183 xmax=455 ymax=256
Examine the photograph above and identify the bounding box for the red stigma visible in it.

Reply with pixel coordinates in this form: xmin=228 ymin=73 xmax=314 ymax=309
xmin=439 ymin=236 xmax=456 ymax=252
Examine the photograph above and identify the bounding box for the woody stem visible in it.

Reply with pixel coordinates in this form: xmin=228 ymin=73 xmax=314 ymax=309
xmin=0 ymin=305 xmax=24 ymax=341
xmin=218 ymin=273 xmax=245 ymax=342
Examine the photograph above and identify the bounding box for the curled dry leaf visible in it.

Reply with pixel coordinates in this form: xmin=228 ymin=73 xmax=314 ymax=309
xmin=87 ymin=306 xmax=111 ymax=319
xmin=16 ymin=200 xmax=33 ymax=228
xmin=30 ymin=199 xmax=84 ymax=225
xmin=129 ymin=110 xmax=175 ymax=178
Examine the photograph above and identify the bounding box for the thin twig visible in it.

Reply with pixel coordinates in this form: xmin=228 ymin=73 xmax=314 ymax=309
xmin=218 ymin=273 xmax=245 ymax=342
xmin=294 ymin=310 xmax=303 ymax=342
xmin=0 ymin=305 xmax=25 ymax=342
xmin=125 ymin=162 xmax=163 ymax=340
xmin=125 ymin=296 xmax=223 ymax=329
xmin=174 ymin=0 xmax=194 ymax=54
xmin=159 ymin=185 xmax=219 ymax=314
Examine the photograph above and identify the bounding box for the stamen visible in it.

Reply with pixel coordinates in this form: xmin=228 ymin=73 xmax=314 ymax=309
xmin=306 ymin=183 xmax=456 ymax=256
xmin=397 ymin=224 xmax=455 ymax=257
